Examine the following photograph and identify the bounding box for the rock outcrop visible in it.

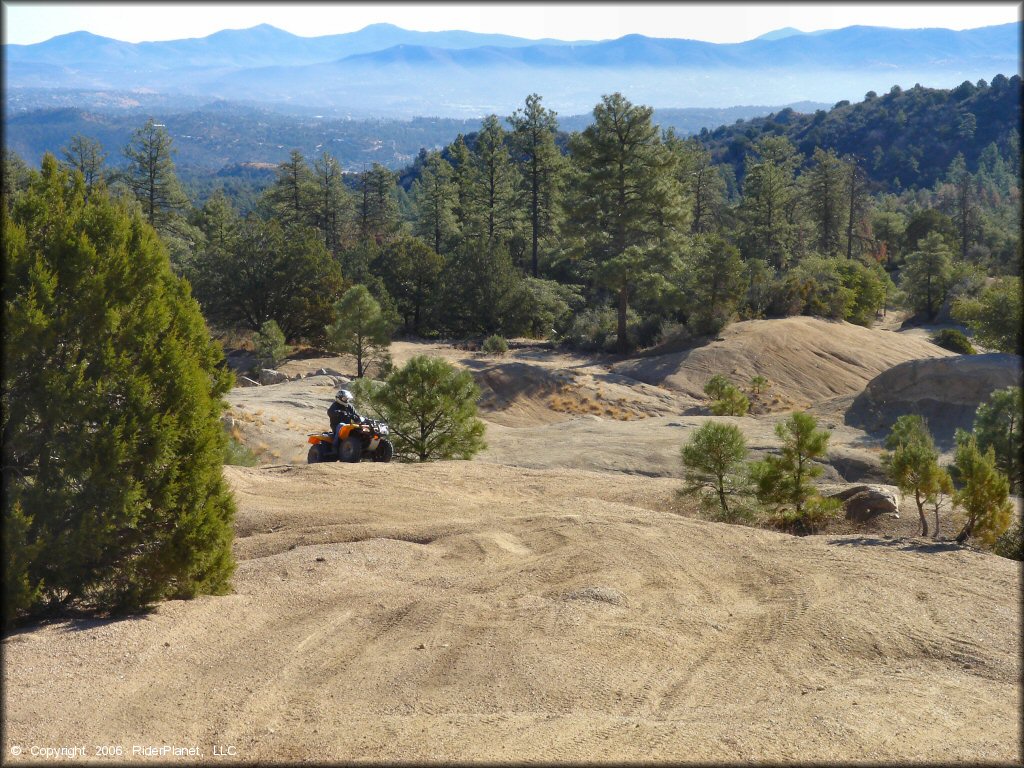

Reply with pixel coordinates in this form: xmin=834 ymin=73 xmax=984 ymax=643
xmin=845 ymin=353 xmax=1021 ymax=445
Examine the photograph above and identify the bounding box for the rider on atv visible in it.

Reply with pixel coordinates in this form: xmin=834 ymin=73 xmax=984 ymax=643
xmin=328 ymin=388 xmax=362 ymax=433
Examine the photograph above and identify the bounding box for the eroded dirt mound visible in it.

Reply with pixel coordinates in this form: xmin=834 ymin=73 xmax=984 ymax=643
xmin=4 ymin=462 xmax=1018 ymax=763
xmin=612 ymin=317 xmax=952 ymax=406
xmin=846 ymin=353 xmax=1022 ymax=445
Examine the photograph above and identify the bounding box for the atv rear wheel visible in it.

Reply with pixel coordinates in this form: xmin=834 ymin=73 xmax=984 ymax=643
xmin=307 ymin=444 xmax=329 ymax=464
xmin=339 ymin=435 xmax=363 ymax=463
xmin=372 ymin=438 xmax=394 ymax=463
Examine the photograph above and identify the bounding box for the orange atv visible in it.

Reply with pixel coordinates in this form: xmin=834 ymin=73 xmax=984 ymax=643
xmin=307 ymin=417 xmax=394 ymax=464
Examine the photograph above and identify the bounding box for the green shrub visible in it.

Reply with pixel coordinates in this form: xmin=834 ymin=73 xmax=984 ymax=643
xmin=749 ymin=375 xmax=770 ymax=395
xmin=710 ymin=386 xmax=750 ymax=416
xmin=482 ymin=334 xmax=509 ymax=356
xmin=223 ymin=432 xmax=258 ymax=467
xmin=993 ymin=519 xmax=1023 ymax=561
xmin=565 ymin=306 xmax=640 ymax=352
xmin=4 ymin=155 xmax=236 ymax=624
xmin=254 ymin=319 xmax=289 ymax=369
xmin=931 ymin=328 xmax=976 ymax=354
xmin=704 ymin=374 xmax=732 ymax=401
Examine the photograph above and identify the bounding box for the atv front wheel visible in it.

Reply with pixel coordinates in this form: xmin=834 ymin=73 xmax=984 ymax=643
xmin=339 ymin=436 xmax=363 ymax=463
xmin=372 ymin=438 xmax=394 ymax=463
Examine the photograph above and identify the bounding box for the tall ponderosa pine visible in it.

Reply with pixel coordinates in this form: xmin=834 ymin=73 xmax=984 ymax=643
xmin=470 ymin=115 xmax=522 ymax=247
xmin=566 ymin=92 xmax=688 ymax=352
xmin=945 ymin=153 xmax=979 ymax=262
xmin=739 ymin=136 xmax=802 ymax=270
xmin=844 ymin=155 xmax=871 ymax=260
xmin=667 ymin=134 xmax=726 ymax=234
xmin=447 ymin=134 xmax=476 ymax=236
xmin=412 ymin=151 xmax=459 ymax=254
xmin=804 ymin=147 xmax=847 ymax=258
xmin=357 ymin=163 xmax=400 ymax=245
xmin=509 ymin=93 xmax=564 ymax=277
xmin=264 ymin=150 xmax=316 ymax=229
xmin=122 ymin=119 xmax=189 ymax=236
xmin=3 ymin=155 xmax=235 ymax=622
xmin=60 ymin=134 xmax=107 ymax=194
xmin=313 ymin=151 xmax=353 ymax=256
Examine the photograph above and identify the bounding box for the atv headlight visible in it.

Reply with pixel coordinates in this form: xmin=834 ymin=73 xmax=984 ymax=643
xmin=380 ymin=425 xmax=389 ymax=436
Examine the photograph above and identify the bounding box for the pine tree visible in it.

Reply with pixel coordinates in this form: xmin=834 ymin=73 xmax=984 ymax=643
xmin=121 ymin=119 xmax=189 ymax=236
xmin=470 ymin=114 xmax=522 ymax=247
xmin=946 ymin=153 xmax=979 ymax=262
xmin=667 ymin=134 xmax=726 ymax=234
xmin=353 ymin=356 xmax=486 ymax=462
xmin=447 ymin=134 xmax=477 ymax=239
xmin=325 ymin=285 xmax=393 ymax=378
xmin=750 ymin=411 xmax=841 ymax=534
xmin=900 ymin=231 xmax=952 ymax=321
xmin=411 ymin=152 xmax=459 ymax=254
xmin=844 ymin=155 xmax=872 ymax=260
xmin=196 ymin=189 xmax=240 ymax=253
xmin=739 ymin=136 xmax=802 ymax=270
xmin=972 ymin=387 xmax=1023 ymax=493
xmin=254 ymin=319 xmax=288 ymax=370
xmin=883 ymin=415 xmax=951 ymax=537
xmin=60 ymin=134 xmax=107 ymax=194
xmin=357 ymin=163 xmax=400 ymax=245
xmin=952 ymin=277 xmax=1022 ymax=354
xmin=680 ymin=422 xmax=750 ymax=520
xmin=509 ymin=93 xmax=564 ymax=277
xmin=952 ymin=431 xmax=1013 ymax=546
xmin=312 ymin=151 xmax=353 ymax=256
xmin=804 ymin=147 xmax=847 ymax=258
xmin=264 ymin=150 xmax=316 ymax=229
xmin=190 ymin=217 xmax=343 ymax=342
xmin=686 ymin=234 xmax=745 ymax=335
xmin=3 ymin=155 xmax=235 ymax=622
xmin=566 ymin=93 xmax=688 ymax=353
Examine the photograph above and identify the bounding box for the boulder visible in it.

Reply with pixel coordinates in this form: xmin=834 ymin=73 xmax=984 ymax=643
xmin=826 ymin=484 xmax=901 ymax=523
xmin=259 ymin=368 xmax=289 ymax=385
xmin=236 ymin=376 xmax=260 ymax=388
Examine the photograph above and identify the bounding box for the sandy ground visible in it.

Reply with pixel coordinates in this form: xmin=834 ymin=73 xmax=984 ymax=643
xmin=3 ymin=318 xmax=1020 ymax=763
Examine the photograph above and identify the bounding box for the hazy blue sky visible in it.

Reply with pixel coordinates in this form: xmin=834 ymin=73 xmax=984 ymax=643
xmin=2 ymin=2 xmax=1019 ymax=45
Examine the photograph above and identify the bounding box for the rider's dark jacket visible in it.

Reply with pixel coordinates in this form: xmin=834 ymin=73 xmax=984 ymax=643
xmin=328 ymin=401 xmax=361 ymax=433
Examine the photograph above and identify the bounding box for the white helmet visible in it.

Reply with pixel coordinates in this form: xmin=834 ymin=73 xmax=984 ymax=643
xmin=335 ymin=388 xmax=354 ymax=405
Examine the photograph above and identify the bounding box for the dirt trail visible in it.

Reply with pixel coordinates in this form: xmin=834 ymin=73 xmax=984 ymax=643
xmin=4 ymin=319 xmax=1019 ymax=763
xmin=4 ymin=462 xmax=1019 ymax=763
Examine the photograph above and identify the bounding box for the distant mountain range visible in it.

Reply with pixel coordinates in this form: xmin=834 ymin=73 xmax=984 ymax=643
xmin=4 ymin=22 xmax=1019 ymax=117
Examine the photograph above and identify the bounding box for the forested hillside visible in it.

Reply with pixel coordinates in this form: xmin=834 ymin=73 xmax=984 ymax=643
xmin=702 ymin=75 xmax=1021 ymax=190
xmin=4 ymin=81 xmax=1020 ymax=363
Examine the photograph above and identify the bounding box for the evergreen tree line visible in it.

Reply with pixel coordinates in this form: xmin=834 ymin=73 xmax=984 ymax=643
xmin=4 ymin=86 xmax=1019 ymax=357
